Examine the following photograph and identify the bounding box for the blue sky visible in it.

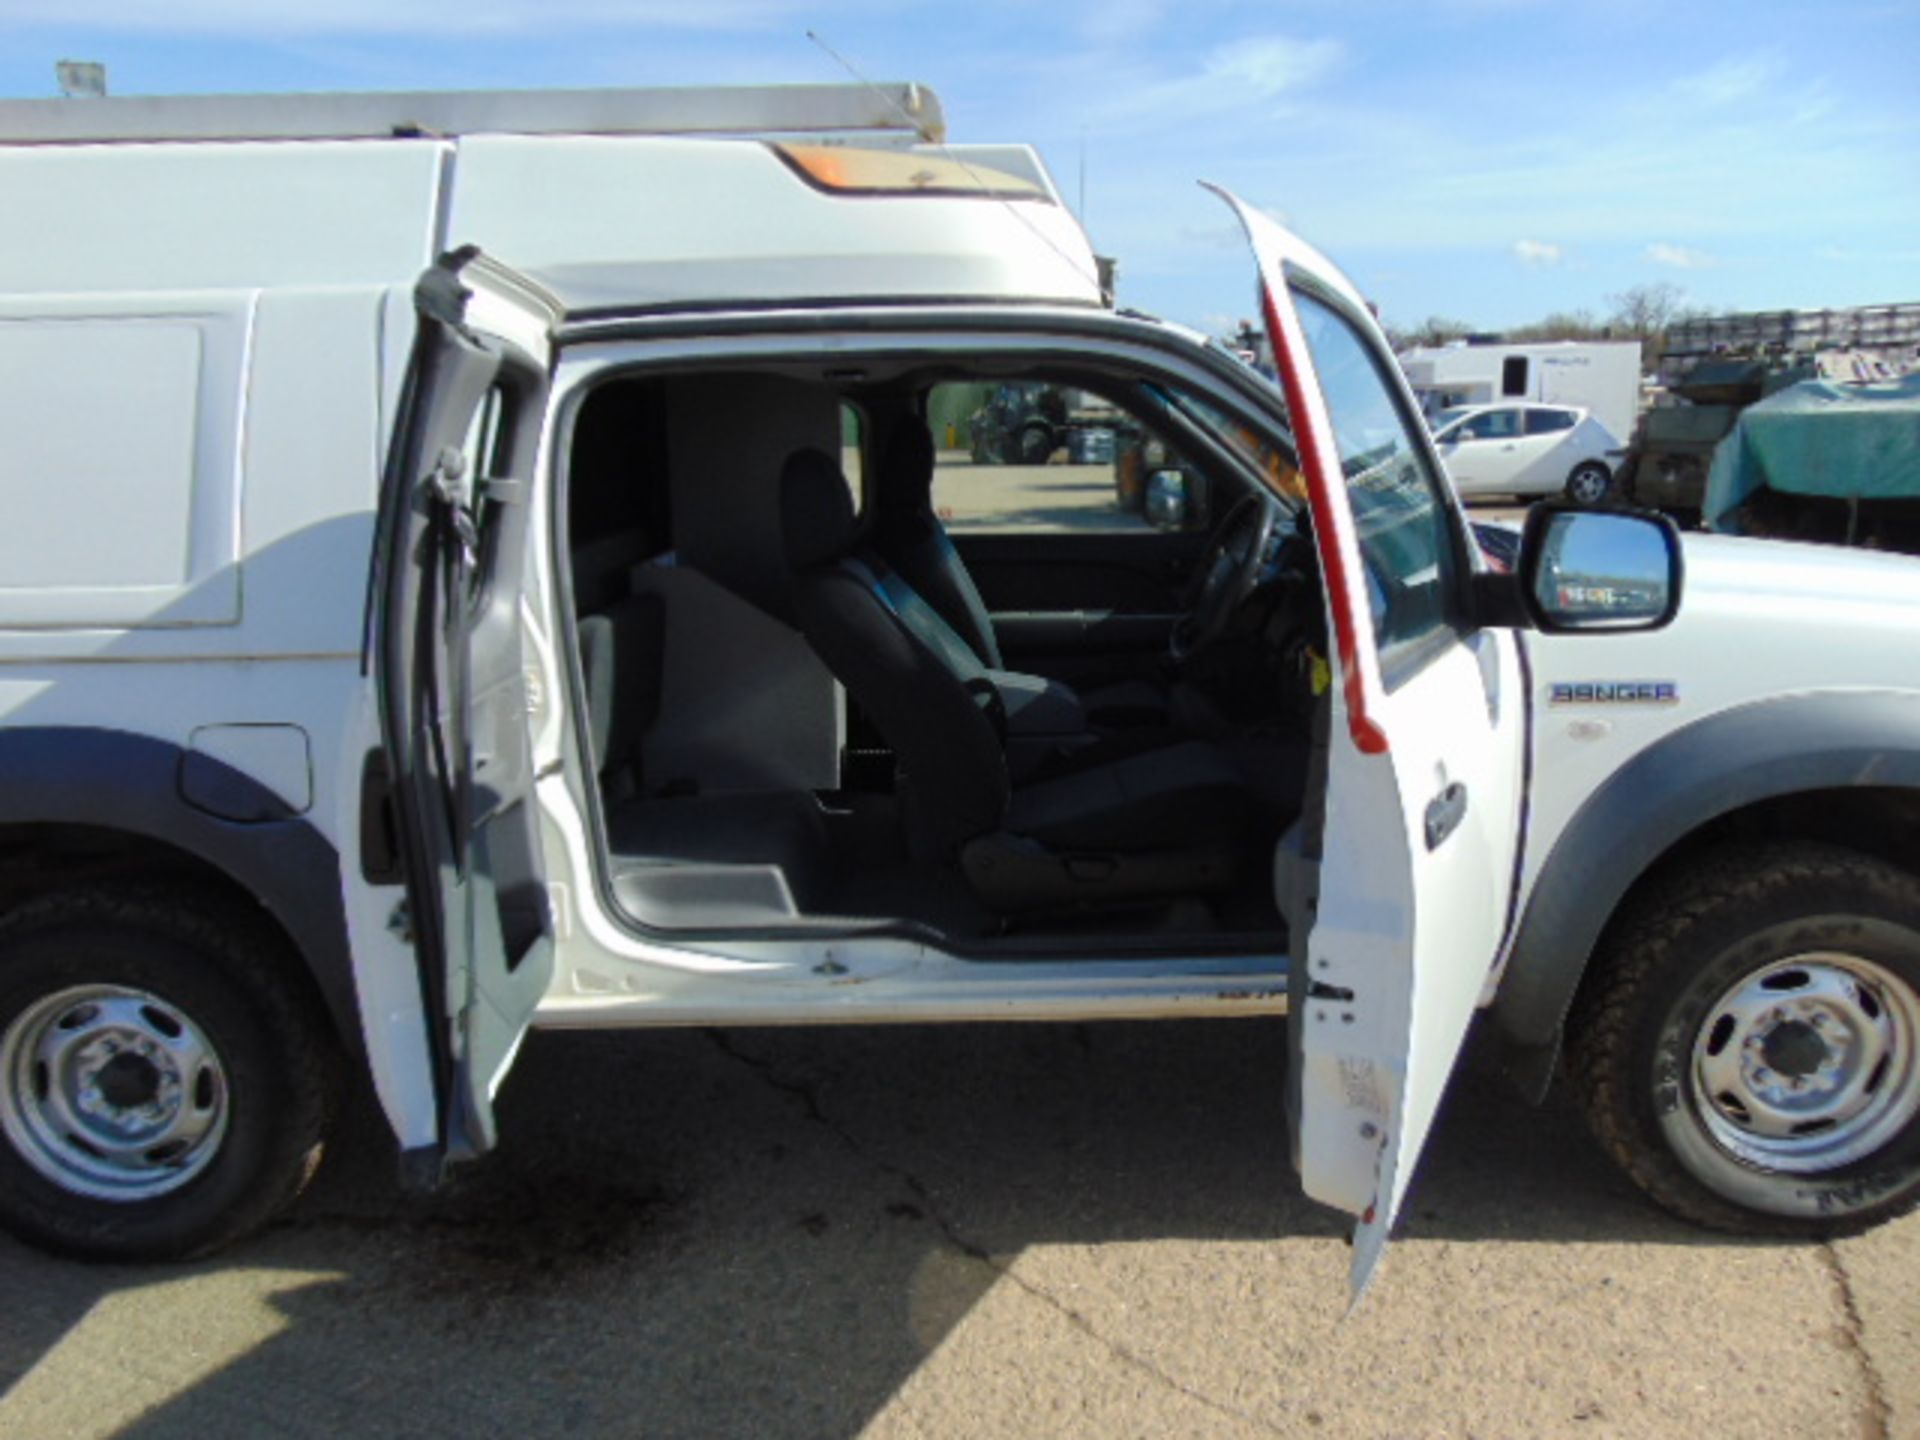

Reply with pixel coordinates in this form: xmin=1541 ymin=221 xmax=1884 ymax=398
xmin=3 ymin=1 xmax=1916 ymax=335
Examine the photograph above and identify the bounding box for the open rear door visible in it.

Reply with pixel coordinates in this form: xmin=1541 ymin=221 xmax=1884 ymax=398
xmin=374 ymin=249 xmax=561 ymax=1168
xmin=1210 ymin=190 xmax=1529 ymax=1297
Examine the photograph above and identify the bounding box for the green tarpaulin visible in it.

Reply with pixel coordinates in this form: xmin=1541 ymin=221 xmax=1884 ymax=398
xmin=1704 ymin=373 xmax=1920 ymax=530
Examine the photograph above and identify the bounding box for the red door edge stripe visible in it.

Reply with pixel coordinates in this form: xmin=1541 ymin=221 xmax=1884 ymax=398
xmin=1260 ymin=282 xmax=1390 ymax=757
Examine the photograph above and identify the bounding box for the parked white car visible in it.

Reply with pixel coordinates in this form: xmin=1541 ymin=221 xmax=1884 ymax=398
xmin=1433 ymin=402 xmax=1621 ymax=504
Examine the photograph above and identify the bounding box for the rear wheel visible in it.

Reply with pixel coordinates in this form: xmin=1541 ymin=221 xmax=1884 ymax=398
xmin=1565 ymin=461 xmax=1613 ymax=505
xmin=1567 ymin=843 xmax=1920 ymax=1236
xmin=0 ymin=887 xmax=337 ymax=1260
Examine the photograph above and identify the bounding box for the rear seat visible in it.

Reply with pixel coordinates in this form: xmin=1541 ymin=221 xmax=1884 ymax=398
xmin=577 ymin=590 xmax=664 ymax=801
xmin=571 ymin=525 xmax=663 ymax=799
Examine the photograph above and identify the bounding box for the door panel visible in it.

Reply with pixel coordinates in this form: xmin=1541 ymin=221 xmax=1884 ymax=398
xmin=954 ymin=527 xmax=1204 ymax=613
xmin=953 ymin=529 xmax=1201 ymax=679
xmin=373 ymin=250 xmax=559 ymax=1167
xmin=1214 ymin=187 xmax=1528 ymax=1298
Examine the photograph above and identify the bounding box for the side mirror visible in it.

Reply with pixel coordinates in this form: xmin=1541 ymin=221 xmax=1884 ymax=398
xmin=1144 ymin=469 xmax=1189 ymax=530
xmin=1516 ymin=503 xmax=1683 ymax=633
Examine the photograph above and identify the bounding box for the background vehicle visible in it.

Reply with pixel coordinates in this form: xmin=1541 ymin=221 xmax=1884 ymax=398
xmin=1704 ymin=372 xmax=1920 ymax=550
xmin=1431 ymin=402 xmax=1622 ymax=502
xmin=1401 ymin=339 xmax=1641 ymax=440
xmin=966 ymin=382 xmax=1071 ymax=464
xmin=1619 ymin=301 xmax=1920 ymax=521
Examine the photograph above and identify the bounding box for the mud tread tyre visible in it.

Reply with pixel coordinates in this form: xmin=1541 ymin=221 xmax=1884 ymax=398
xmin=0 ymin=886 xmax=339 ymax=1260
xmin=1565 ymin=841 xmax=1920 ymax=1237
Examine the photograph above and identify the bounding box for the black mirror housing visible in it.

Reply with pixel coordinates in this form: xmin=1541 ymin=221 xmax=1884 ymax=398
xmin=1515 ymin=502 xmax=1684 ymax=634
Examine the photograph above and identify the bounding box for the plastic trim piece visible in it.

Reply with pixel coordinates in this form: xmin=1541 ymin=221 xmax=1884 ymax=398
xmin=0 ymin=726 xmax=360 ymax=1058
xmin=1492 ymin=690 xmax=1920 ymax=1095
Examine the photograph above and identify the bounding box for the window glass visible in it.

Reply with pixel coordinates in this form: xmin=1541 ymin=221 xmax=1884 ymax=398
xmin=1501 ymin=355 xmax=1529 ymax=397
xmin=839 ymin=402 xmax=865 ymax=510
xmin=1525 ymin=407 xmax=1577 ymax=435
xmin=1460 ymin=408 xmax=1521 ymax=441
xmin=1291 ymin=288 xmax=1456 ymax=658
xmin=924 ymin=381 xmax=1214 ymax=533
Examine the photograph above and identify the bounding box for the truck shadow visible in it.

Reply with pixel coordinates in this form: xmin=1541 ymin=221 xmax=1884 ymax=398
xmin=0 ymin=1018 xmax=1769 ymax=1439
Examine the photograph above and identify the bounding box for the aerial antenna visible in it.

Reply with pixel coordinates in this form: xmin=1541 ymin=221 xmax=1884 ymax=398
xmin=803 ymin=30 xmax=1111 ymax=304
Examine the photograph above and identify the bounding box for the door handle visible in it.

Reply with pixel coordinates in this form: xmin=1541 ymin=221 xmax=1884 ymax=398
xmin=1425 ymin=782 xmax=1468 ymax=850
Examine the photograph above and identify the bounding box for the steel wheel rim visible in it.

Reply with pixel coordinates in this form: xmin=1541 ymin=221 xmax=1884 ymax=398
xmin=1 ymin=984 xmax=230 ymax=1201
xmin=1569 ymin=466 xmax=1608 ymax=504
xmin=1689 ymin=953 xmax=1920 ymax=1174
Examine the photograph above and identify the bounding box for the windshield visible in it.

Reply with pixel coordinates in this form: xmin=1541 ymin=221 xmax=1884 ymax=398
xmin=1430 ymin=406 xmax=1473 ymax=435
xmin=1148 ymin=384 xmax=1306 ymax=509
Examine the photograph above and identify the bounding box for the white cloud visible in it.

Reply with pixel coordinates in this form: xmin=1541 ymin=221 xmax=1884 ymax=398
xmin=1088 ymin=34 xmax=1343 ymax=130
xmin=1511 ymin=238 xmax=1563 ymax=267
xmin=1210 ymin=35 xmax=1344 ymax=97
xmin=1674 ymin=53 xmax=1782 ymax=107
xmin=1646 ymin=242 xmax=1716 ymax=269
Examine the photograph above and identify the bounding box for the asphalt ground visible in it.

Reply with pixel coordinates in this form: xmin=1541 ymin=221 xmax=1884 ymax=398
xmin=1 ymin=1020 xmax=1913 ymax=1439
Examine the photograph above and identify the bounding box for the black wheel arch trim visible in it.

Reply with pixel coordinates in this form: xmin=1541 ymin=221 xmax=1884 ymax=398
xmin=1492 ymin=690 xmax=1920 ymax=1098
xmin=0 ymin=726 xmax=362 ymax=1061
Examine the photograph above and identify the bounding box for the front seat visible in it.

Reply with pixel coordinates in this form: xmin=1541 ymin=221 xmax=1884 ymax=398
xmin=781 ymin=446 xmax=1259 ymax=911
xmin=869 ymin=416 xmax=1170 ymax=726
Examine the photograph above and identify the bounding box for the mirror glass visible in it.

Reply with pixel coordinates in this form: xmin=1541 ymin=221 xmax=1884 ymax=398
xmin=1531 ymin=510 xmax=1675 ymax=627
xmin=1145 ymin=469 xmax=1189 ymax=530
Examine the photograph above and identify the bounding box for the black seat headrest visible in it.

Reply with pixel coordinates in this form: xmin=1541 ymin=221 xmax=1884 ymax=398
xmin=781 ymin=447 xmax=858 ymax=570
xmin=877 ymin=418 xmax=937 ymax=517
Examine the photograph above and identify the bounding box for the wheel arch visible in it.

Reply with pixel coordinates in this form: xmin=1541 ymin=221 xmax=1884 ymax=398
xmin=1493 ymin=691 xmax=1920 ymax=1099
xmin=0 ymin=727 xmax=360 ymax=1062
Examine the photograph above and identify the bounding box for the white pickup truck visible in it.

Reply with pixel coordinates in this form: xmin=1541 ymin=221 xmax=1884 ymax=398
xmin=0 ymin=84 xmax=1914 ymax=1296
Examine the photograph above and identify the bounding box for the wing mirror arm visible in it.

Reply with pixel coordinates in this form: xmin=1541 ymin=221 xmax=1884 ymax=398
xmin=1470 ymin=572 xmax=1533 ymax=630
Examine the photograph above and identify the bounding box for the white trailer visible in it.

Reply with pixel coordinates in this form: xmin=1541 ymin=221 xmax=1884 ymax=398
xmin=1400 ymin=340 xmax=1642 ymax=440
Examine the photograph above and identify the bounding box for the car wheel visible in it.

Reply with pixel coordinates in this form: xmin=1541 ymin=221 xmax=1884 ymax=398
xmin=1016 ymin=422 xmax=1054 ymax=465
xmin=1565 ymin=461 xmax=1613 ymax=505
xmin=1567 ymin=842 xmax=1920 ymax=1237
xmin=0 ymin=887 xmax=338 ymax=1260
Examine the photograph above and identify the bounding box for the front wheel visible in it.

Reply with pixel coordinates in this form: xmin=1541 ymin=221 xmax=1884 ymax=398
xmin=1567 ymin=843 xmax=1920 ymax=1236
xmin=0 ymin=887 xmax=338 ymax=1260
xmin=1564 ymin=461 xmax=1613 ymax=505
xmin=1015 ymin=422 xmax=1054 ymax=465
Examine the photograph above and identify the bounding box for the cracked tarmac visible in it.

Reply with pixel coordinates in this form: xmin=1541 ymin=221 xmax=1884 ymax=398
xmin=2 ymin=1019 xmax=1914 ymax=1439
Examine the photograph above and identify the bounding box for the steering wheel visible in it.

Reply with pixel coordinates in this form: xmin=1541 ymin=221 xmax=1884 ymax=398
xmin=1170 ymin=493 xmax=1281 ymax=663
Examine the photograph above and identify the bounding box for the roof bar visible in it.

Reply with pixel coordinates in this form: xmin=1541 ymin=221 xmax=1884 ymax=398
xmin=0 ymin=82 xmax=945 ymax=146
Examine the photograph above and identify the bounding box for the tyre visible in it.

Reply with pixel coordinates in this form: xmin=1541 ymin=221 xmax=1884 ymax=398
xmin=1567 ymin=842 xmax=1920 ymax=1236
xmin=1015 ymin=422 xmax=1054 ymax=465
xmin=0 ymin=887 xmax=338 ymax=1260
xmin=1564 ymin=461 xmax=1613 ymax=505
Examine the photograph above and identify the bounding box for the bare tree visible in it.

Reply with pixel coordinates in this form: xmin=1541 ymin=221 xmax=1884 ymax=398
xmin=1606 ymin=283 xmax=1701 ymax=366
xmin=1401 ymin=315 xmax=1475 ymax=348
xmin=1606 ymin=282 xmax=1689 ymax=336
xmin=1507 ymin=308 xmax=1604 ymax=342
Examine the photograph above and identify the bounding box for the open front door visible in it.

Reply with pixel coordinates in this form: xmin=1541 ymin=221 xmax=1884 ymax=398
xmin=1211 ymin=191 xmax=1529 ymax=1297
xmin=374 ymin=249 xmax=561 ymax=1167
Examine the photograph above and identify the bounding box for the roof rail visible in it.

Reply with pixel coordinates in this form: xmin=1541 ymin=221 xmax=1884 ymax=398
xmin=0 ymin=81 xmax=945 ymax=146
